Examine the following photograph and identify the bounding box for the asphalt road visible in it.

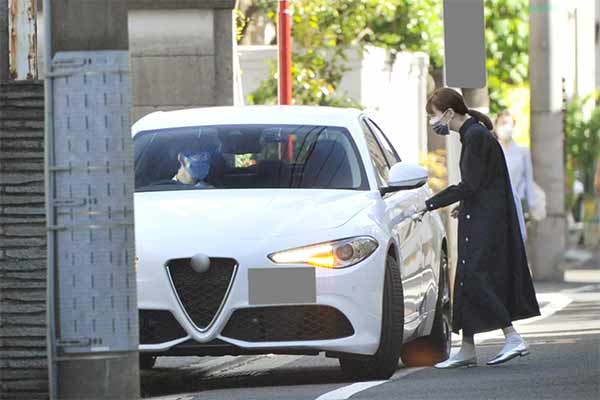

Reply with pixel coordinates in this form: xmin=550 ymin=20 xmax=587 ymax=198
xmin=142 ymin=280 xmax=600 ymax=400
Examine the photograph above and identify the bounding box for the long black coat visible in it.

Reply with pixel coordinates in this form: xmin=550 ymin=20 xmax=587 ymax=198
xmin=426 ymin=117 xmax=540 ymax=335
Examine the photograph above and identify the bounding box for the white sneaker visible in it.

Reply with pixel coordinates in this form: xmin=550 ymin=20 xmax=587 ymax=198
xmin=487 ymin=338 xmax=530 ymax=366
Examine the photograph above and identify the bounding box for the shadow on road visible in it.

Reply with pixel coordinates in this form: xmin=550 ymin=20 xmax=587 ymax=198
xmin=141 ymin=362 xmax=353 ymax=398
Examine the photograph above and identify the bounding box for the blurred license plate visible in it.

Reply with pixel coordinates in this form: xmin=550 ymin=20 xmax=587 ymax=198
xmin=248 ymin=267 xmax=316 ymax=305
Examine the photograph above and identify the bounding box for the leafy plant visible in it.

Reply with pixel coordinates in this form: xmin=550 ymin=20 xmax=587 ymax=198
xmin=241 ymin=0 xmax=530 ymax=116
xmin=565 ymin=95 xmax=600 ymax=206
xmin=245 ymin=0 xmax=443 ymax=107
xmin=484 ymin=0 xmax=529 ymax=114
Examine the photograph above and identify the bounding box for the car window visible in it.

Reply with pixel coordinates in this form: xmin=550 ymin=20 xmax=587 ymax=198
xmin=367 ymin=119 xmax=400 ymax=165
xmin=360 ymin=119 xmax=389 ymax=187
xmin=133 ymin=124 xmax=368 ymax=192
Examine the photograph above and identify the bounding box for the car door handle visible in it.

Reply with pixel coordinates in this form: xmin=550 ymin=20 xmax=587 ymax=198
xmin=411 ymin=212 xmax=424 ymax=223
xmin=409 ymin=206 xmax=426 ymax=223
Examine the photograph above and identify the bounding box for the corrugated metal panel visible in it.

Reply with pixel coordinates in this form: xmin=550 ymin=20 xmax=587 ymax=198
xmin=49 ymin=51 xmax=138 ymax=355
xmin=9 ymin=0 xmax=38 ymax=80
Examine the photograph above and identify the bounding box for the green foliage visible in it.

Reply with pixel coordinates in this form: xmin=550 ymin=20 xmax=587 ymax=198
xmin=484 ymin=0 xmax=529 ymax=114
xmin=365 ymin=0 xmax=444 ymax=68
xmin=243 ymin=0 xmax=530 ymax=114
xmin=247 ymin=0 xmax=443 ymax=107
xmin=247 ymin=54 xmax=362 ymax=107
xmin=565 ymin=95 xmax=600 ymax=200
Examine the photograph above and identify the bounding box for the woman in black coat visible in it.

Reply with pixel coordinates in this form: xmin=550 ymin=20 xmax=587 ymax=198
xmin=420 ymin=88 xmax=540 ymax=368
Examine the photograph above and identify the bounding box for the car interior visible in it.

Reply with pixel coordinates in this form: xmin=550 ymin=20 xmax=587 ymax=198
xmin=134 ymin=125 xmax=366 ymax=190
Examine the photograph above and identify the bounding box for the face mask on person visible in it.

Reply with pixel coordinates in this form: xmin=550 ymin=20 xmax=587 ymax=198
xmin=496 ymin=123 xmax=514 ymax=141
xmin=180 ymin=152 xmax=212 ymax=181
xmin=430 ymin=110 xmax=453 ymax=136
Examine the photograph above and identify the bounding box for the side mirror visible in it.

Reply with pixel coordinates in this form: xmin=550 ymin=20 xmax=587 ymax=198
xmin=380 ymin=163 xmax=428 ymax=195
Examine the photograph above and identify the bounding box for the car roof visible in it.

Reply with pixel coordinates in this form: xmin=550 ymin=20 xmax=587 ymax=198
xmin=132 ymin=106 xmax=364 ymax=136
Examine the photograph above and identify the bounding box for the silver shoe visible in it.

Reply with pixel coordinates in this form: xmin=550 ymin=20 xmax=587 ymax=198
xmin=487 ymin=342 xmax=530 ymax=366
xmin=434 ymin=356 xmax=478 ymax=369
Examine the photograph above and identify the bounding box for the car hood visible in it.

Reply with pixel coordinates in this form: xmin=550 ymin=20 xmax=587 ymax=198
xmin=134 ymin=189 xmax=377 ymax=241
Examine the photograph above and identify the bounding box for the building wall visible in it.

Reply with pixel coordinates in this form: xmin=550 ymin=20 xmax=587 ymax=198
xmin=0 ymin=80 xmax=48 ymax=400
xmin=129 ymin=8 xmax=235 ymax=123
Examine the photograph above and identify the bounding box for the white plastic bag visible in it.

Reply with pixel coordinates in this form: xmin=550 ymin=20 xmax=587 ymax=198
xmin=529 ymin=182 xmax=547 ymax=221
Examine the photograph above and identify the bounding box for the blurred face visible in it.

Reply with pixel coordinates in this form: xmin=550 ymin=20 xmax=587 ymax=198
xmin=496 ymin=115 xmax=515 ymax=141
xmin=177 ymin=152 xmax=211 ymax=184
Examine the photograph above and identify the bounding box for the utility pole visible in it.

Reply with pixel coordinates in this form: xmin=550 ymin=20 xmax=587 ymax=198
xmin=278 ymin=0 xmax=292 ymax=104
xmin=529 ymin=0 xmax=567 ymax=280
xmin=44 ymin=0 xmax=139 ymax=398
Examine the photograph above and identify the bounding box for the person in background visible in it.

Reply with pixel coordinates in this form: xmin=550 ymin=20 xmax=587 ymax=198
xmin=495 ymin=111 xmax=537 ymax=221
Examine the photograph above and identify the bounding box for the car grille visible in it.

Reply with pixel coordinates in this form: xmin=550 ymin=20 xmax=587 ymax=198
xmin=139 ymin=310 xmax=187 ymax=344
xmin=167 ymin=257 xmax=237 ymax=330
xmin=221 ymin=305 xmax=354 ymax=342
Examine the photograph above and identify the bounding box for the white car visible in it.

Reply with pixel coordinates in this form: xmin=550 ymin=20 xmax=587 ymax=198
xmin=133 ymin=106 xmax=450 ymax=380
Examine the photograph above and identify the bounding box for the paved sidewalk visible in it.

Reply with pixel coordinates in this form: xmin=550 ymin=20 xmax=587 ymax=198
xmin=560 ymin=247 xmax=600 ymax=284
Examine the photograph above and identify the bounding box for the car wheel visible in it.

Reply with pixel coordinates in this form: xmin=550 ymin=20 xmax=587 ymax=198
xmin=139 ymin=354 xmax=157 ymax=370
xmin=400 ymin=249 xmax=451 ymax=366
xmin=339 ymin=253 xmax=404 ymax=381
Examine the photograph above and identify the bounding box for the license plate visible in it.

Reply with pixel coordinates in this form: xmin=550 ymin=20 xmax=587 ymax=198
xmin=248 ymin=267 xmax=316 ymax=305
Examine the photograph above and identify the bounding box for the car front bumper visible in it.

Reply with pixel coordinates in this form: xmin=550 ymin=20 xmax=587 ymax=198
xmin=137 ymin=240 xmax=387 ymax=356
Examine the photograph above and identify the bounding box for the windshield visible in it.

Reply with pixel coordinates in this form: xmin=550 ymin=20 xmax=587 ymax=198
xmin=134 ymin=124 xmax=368 ymax=192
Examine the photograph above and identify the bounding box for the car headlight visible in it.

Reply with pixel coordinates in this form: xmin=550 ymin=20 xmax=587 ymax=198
xmin=268 ymin=236 xmax=379 ymax=269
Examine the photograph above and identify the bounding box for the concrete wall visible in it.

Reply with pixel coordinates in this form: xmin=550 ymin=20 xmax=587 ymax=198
xmin=0 ymin=0 xmax=8 ymax=81
xmin=575 ymin=0 xmax=596 ymax=99
xmin=129 ymin=7 xmax=235 ymax=123
xmin=0 ymin=80 xmax=48 ymax=399
xmin=563 ymin=1 xmax=597 ymax=101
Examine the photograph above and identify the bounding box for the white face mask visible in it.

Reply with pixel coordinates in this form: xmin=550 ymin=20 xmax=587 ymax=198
xmin=497 ymin=123 xmax=514 ymax=140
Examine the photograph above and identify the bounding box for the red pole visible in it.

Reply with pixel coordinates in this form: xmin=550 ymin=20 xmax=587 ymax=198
xmin=278 ymin=0 xmax=292 ymax=105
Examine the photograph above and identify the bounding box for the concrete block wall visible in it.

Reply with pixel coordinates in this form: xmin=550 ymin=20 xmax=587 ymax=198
xmin=129 ymin=7 xmax=235 ymax=123
xmin=0 ymin=80 xmax=48 ymax=400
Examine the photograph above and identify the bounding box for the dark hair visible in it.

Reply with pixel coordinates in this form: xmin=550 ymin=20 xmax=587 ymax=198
xmin=426 ymin=88 xmax=494 ymax=131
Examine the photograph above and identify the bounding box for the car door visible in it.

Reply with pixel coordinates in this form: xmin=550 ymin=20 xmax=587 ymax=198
xmin=367 ymin=119 xmax=433 ymax=315
xmin=360 ymin=117 xmax=424 ymax=322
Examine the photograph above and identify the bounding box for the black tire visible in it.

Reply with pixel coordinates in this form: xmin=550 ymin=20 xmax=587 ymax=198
xmin=400 ymin=249 xmax=451 ymax=367
xmin=339 ymin=254 xmax=404 ymax=381
xmin=139 ymin=354 xmax=157 ymax=370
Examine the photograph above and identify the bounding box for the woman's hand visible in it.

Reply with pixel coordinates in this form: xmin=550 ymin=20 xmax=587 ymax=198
xmin=451 ymin=205 xmax=461 ymax=219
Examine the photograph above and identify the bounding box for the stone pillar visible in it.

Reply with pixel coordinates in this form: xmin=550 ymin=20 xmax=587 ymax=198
xmin=462 ymin=87 xmax=490 ymax=114
xmin=214 ymin=8 xmax=234 ymax=105
xmin=529 ymin=0 xmax=567 ymax=281
xmin=128 ymin=0 xmax=236 ymax=123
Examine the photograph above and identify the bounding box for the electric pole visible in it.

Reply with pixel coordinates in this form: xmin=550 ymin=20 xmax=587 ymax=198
xmin=528 ymin=0 xmax=567 ymax=280
xmin=44 ymin=0 xmax=139 ymax=398
xmin=278 ymin=0 xmax=292 ymax=104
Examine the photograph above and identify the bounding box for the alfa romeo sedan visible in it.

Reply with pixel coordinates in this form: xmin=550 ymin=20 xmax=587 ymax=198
xmin=133 ymin=106 xmax=450 ymax=380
